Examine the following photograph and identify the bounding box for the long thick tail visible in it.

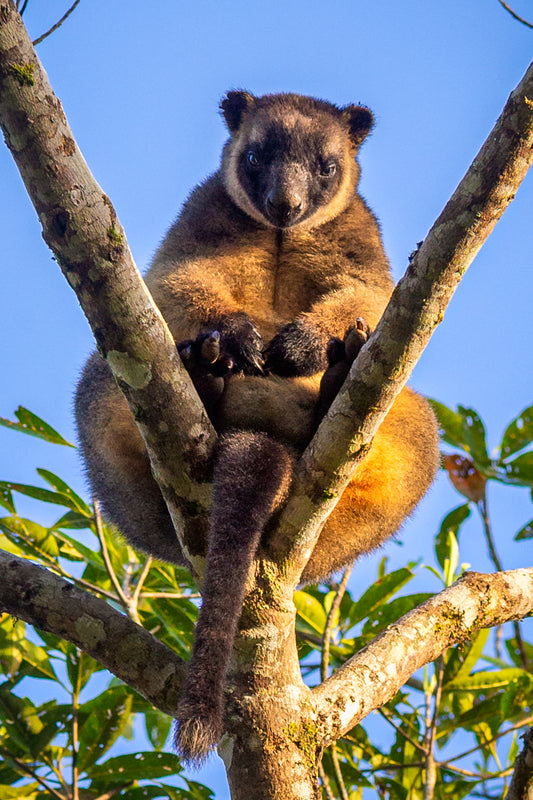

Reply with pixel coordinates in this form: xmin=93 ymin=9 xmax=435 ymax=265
xmin=174 ymin=430 xmax=293 ymax=765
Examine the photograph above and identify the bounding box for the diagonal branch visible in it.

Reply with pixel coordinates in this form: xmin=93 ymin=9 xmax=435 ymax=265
xmin=0 ymin=549 xmax=186 ymax=715
xmin=270 ymin=58 xmax=533 ymax=580
xmin=0 ymin=0 xmax=215 ymax=564
xmin=313 ymin=569 xmax=533 ymax=744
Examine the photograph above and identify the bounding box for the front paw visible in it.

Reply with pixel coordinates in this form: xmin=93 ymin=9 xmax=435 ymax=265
xmin=216 ymin=312 xmax=264 ymax=375
xmin=264 ymin=320 xmax=327 ymax=377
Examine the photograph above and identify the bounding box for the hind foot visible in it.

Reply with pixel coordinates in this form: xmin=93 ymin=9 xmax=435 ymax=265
xmin=178 ymin=331 xmax=234 ymax=420
xmin=316 ymin=318 xmax=372 ymax=421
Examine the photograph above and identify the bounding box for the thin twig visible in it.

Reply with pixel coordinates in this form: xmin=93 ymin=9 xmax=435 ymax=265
xmin=131 ymin=555 xmax=153 ymax=609
xmin=32 ymin=0 xmax=81 ymax=45
xmin=442 ymin=763 xmax=513 ymax=779
xmin=321 ymin=567 xmax=353 ymax=800
xmin=318 ymin=762 xmax=337 ymax=800
xmin=93 ymin=497 xmax=129 ymax=610
xmin=0 ymin=749 xmax=65 ymax=800
xmin=140 ymin=591 xmax=201 ymax=599
xmin=321 ymin=564 xmax=353 ymax=681
xmin=94 ymin=786 xmax=135 ymax=800
xmin=497 ymin=0 xmax=533 ymax=29
xmin=71 ymin=653 xmax=81 ymax=800
xmin=18 ymin=0 xmax=30 ymax=15
xmin=378 ymin=707 xmax=427 ymax=755
xmin=331 ymin=750 xmax=349 ymax=800
xmin=440 ymin=715 xmax=533 ymax=766
xmin=423 ymin=656 xmax=445 ymax=800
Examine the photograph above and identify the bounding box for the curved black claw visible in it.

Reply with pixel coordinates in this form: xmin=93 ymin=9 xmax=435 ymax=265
xmin=264 ymin=319 xmax=327 ymax=377
xmin=216 ymin=312 xmax=264 ymax=375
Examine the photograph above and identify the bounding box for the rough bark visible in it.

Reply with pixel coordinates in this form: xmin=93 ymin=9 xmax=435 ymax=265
xmin=505 ymin=726 xmax=533 ymax=800
xmin=313 ymin=569 xmax=533 ymax=744
xmin=0 ymin=549 xmax=186 ymax=715
xmin=0 ymin=0 xmax=216 ymax=572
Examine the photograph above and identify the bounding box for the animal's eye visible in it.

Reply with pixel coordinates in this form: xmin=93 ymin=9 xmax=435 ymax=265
xmin=320 ymin=161 xmax=336 ymax=177
xmin=246 ymin=150 xmax=260 ymax=168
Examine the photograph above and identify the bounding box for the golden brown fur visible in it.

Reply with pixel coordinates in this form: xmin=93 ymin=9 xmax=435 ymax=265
xmin=75 ymin=91 xmax=439 ymax=765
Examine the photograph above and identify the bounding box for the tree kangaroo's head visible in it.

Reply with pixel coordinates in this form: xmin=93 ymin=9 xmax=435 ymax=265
xmin=220 ymin=90 xmax=373 ymax=231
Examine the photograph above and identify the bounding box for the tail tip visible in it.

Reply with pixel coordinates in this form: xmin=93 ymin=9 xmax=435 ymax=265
xmin=174 ymin=708 xmax=222 ymax=768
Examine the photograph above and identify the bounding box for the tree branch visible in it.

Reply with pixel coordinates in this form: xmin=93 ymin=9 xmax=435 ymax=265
xmin=313 ymin=569 xmax=533 ymax=744
xmin=270 ymin=58 xmax=533 ymax=577
xmin=0 ymin=0 xmax=215 ymax=567
xmin=0 ymin=549 xmax=186 ymax=715
xmin=505 ymin=727 xmax=533 ymax=800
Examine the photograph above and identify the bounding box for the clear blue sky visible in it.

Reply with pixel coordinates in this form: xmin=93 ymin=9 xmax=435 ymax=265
xmin=1 ymin=1 xmax=532 ymax=796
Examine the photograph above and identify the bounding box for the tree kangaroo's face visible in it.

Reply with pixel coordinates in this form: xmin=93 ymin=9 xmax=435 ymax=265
xmin=220 ymin=91 xmax=373 ymax=231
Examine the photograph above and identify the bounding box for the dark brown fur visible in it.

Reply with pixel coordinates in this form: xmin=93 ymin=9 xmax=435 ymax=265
xmin=75 ymin=91 xmax=439 ymax=765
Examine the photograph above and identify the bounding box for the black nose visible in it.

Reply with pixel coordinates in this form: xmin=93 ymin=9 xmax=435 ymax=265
xmin=265 ymin=190 xmax=303 ymax=227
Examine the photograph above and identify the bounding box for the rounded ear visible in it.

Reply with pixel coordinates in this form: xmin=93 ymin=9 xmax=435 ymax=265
xmin=220 ymin=91 xmax=256 ymax=133
xmin=341 ymin=105 xmax=374 ymax=147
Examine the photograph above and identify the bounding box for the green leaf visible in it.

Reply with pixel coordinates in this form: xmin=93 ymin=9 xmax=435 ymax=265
xmin=443 ymin=629 xmax=490 ymax=685
xmin=294 ymin=590 xmax=327 ymax=634
xmin=51 ymin=510 xmax=94 ymax=531
xmin=0 ymin=481 xmax=82 ymax=513
xmin=448 ymin=667 xmax=530 ymax=691
xmin=500 ymin=404 xmax=533 ymax=459
xmin=120 ymin=789 xmax=177 ymax=800
xmin=77 ymin=687 xmax=134 ymax=772
xmin=500 ymin=679 xmax=521 ymax=718
xmin=0 ymin=687 xmax=44 ymax=755
xmin=427 ymin=400 xmax=466 ymax=449
xmin=145 ymin=707 xmax=172 ymax=749
xmin=506 ymin=637 xmax=533 ymax=667
xmin=507 ymin=732 xmax=519 ymax=767
xmin=65 ymin=647 xmax=104 ymax=693
xmin=0 ymin=486 xmax=15 ymax=514
xmin=0 ymin=516 xmax=59 ymax=557
xmin=435 ymin=504 xmax=470 ymax=569
xmin=501 ymin=452 xmax=533 ymax=486
xmin=347 ymin=567 xmax=415 ymax=625
xmin=15 ymin=638 xmax=59 ymax=682
xmin=362 ymin=593 xmax=433 ymax=635
xmin=0 ymin=407 xmax=73 ymax=446
xmin=36 ymin=469 xmax=91 ymax=513
xmin=87 ymin=752 xmax=180 ymax=784
xmin=515 ymin=519 xmax=533 ymax=540
xmin=443 ymin=531 xmax=459 ymax=587
xmin=0 ymin=785 xmax=41 ymax=799
xmin=52 ymin=530 xmax=104 ymax=567
xmin=457 ymin=406 xmax=491 ymax=468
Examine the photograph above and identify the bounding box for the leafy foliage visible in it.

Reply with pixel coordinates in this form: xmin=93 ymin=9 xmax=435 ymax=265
xmin=0 ymin=403 xmax=532 ymax=799
xmin=0 ymin=411 xmax=204 ymax=799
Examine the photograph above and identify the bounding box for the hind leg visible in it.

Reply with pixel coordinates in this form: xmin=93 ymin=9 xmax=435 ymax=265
xmin=75 ymin=354 xmax=186 ymax=564
xmin=302 ymin=324 xmax=439 ymax=584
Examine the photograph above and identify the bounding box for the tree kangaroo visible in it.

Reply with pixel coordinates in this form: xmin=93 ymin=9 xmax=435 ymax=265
xmin=75 ymin=91 xmax=439 ymax=763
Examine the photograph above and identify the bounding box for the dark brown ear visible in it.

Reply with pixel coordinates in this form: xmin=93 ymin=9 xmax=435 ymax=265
xmin=220 ymin=91 xmax=256 ymax=133
xmin=341 ymin=105 xmax=374 ymax=147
